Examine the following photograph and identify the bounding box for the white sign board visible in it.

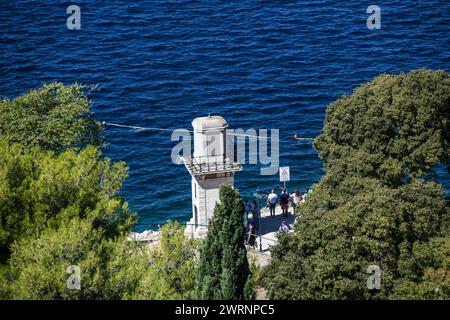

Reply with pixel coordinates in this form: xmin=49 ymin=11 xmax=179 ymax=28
xmin=279 ymin=166 xmax=290 ymax=182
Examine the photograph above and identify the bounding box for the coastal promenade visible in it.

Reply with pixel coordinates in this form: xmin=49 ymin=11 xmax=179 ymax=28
xmin=247 ymin=205 xmax=296 ymax=273
xmin=249 ymin=205 xmax=296 ymax=252
xmin=128 ymin=203 xmax=299 ymax=300
xmin=128 ymin=203 xmax=298 ymax=265
xmin=129 ymin=204 xmax=296 ymax=251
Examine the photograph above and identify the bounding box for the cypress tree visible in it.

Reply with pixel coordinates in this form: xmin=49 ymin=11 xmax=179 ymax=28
xmin=196 ymin=185 xmax=251 ymax=300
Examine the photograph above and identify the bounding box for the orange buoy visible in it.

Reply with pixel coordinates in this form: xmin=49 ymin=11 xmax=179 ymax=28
xmin=294 ymin=133 xmax=299 ymax=139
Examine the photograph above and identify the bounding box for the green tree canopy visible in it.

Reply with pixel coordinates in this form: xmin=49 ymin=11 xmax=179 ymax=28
xmin=4 ymin=220 xmax=198 ymax=300
xmin=0 ymin=83 xmax=201 ymax=300
xmin=264 ymin=70 xmax=450 ymax=300
xmin=265 ymin=177 xmax=449 ymax=299
xmin=6 ymin=217 xmax=124 ymax=299
xmin=0 ymin=82 xmax=103 ymax=151
xmin=131 ymin=221 xmax=199 ymax=300
xmin=314 ymin=70 xmax=450 ymax=186
xmin=196 ymin=185 xmax=252 ymax=300
xmin=0 ymin=141 xmax=133 ymax=256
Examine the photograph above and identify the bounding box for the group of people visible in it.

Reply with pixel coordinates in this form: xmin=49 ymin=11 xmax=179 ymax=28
xmin=242 ymin=187 xmax=309 ymax=250
xmin=267 ymin=187 xmax=307 ymax=217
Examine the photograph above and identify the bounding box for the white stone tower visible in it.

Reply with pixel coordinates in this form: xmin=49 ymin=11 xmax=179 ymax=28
xmin=183 ymin=115 xmax=242 ymax=237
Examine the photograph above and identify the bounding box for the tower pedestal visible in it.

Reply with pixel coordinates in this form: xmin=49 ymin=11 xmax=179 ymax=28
xmin=183 ymin=115 xmax=242 ymax=237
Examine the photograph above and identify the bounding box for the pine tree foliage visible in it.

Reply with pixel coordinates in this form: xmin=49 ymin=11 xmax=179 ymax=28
xmin=0 ymin=82 xmax=103 ymax=151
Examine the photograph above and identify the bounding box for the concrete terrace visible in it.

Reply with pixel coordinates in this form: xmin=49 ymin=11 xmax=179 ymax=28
xmin=129 ymin=202 xmax=299 ymax=271
xmin=247 ymin=205 xmax=296 ymax=269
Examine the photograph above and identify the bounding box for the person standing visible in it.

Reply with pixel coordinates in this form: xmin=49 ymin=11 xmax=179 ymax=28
xmin=247 ymin=223 xmax=256 ymax=250
xmin=267 ymin=189 xmax=278 ymax=216
xmin=290 ymin=190 xmax=302 ymax=215
xmin=244 ymin=199 xmax=251 ymax=215
xmin=278 ymin=221 xmax=290 ymax=233
xmin=251 ymin=200 xmax=260 ymax=229
xmin=303 ymin=188 xmax=309 ymax=200
xmin=243 ymin=210 xmax=248 ymax=233
xmin=280 ymin=188 xmax=290 ymax=217
xmin=243 ymin=199 xmax=251 ymax=227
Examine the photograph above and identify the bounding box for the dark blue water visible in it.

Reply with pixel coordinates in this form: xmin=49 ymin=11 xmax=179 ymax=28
xmin=1 ymin=1 xmax=449 ymax=231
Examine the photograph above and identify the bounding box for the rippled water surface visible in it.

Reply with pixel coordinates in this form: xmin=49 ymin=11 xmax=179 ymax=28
xmin=1 ymin=1 xmax=449 ymax=231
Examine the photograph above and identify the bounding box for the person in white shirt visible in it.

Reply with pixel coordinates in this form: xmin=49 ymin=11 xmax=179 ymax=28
xmin=290 ymin=190 xmax=302 ymax=214
xmin=303 ymin=188 xmax=309 ymax=200
xmin=267 ymin=189 xmax=278 ymax=216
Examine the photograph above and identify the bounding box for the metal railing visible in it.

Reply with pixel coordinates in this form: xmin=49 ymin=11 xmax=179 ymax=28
xmin=182 ymin=156 xmax=242 ymax=176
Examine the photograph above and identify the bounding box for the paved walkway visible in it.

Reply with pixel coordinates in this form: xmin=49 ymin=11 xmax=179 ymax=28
xmin=247 ymin=205 xmax=296 ymax=258
xmin=247 ymin=205 xmax=297 ymax=300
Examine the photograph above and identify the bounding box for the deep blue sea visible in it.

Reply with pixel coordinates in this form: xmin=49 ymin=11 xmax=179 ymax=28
xmin=1 ymin=1 xmax=449 ymax=231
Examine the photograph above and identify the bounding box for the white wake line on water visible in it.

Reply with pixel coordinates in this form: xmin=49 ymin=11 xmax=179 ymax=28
xmin=103 ymin=122 xmax=315 ymax=141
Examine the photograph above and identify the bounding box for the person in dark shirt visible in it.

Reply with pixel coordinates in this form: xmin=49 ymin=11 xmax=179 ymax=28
xmin=246 ymin=222 xmax=256 ymax=250
xmin=251 ymin=200 xmax=260 ymax=229
xmin=279 ymin=188 xmax=290 ymax=217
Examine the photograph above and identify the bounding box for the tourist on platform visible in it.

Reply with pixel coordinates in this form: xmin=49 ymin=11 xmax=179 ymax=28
xmin=251 ymin=200 xmax=260 ymax=229
xmin=301 ymin=195 xmax=306 ymax=204
xmin=278 ymin=221 xmax=290 ymax=233
xmin=243 ymin=199 xmax=250 ymax=232
xmin=247 ymin=223 xmax=256 ymax=250
xmin=303 ymin=188 xmax=309 ymax=200
xmin=245 ymin=222 xmax=250 ymax=246
xmin=290 ymin=190 xmax=302 ymax=215
xmin=243 ymin=210 xmax=248 ymax=234
xmin=279 ymin=188 xmax=290 ymax=217
xmin=244 ymin=199 xmax=251 ymax=216
xmin=267 ymin=189 xmax=278 ymax=216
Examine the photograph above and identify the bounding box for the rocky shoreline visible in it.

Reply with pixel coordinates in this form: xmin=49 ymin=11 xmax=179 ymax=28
xmin=127 ymin=229 xmax=161 ymax=243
